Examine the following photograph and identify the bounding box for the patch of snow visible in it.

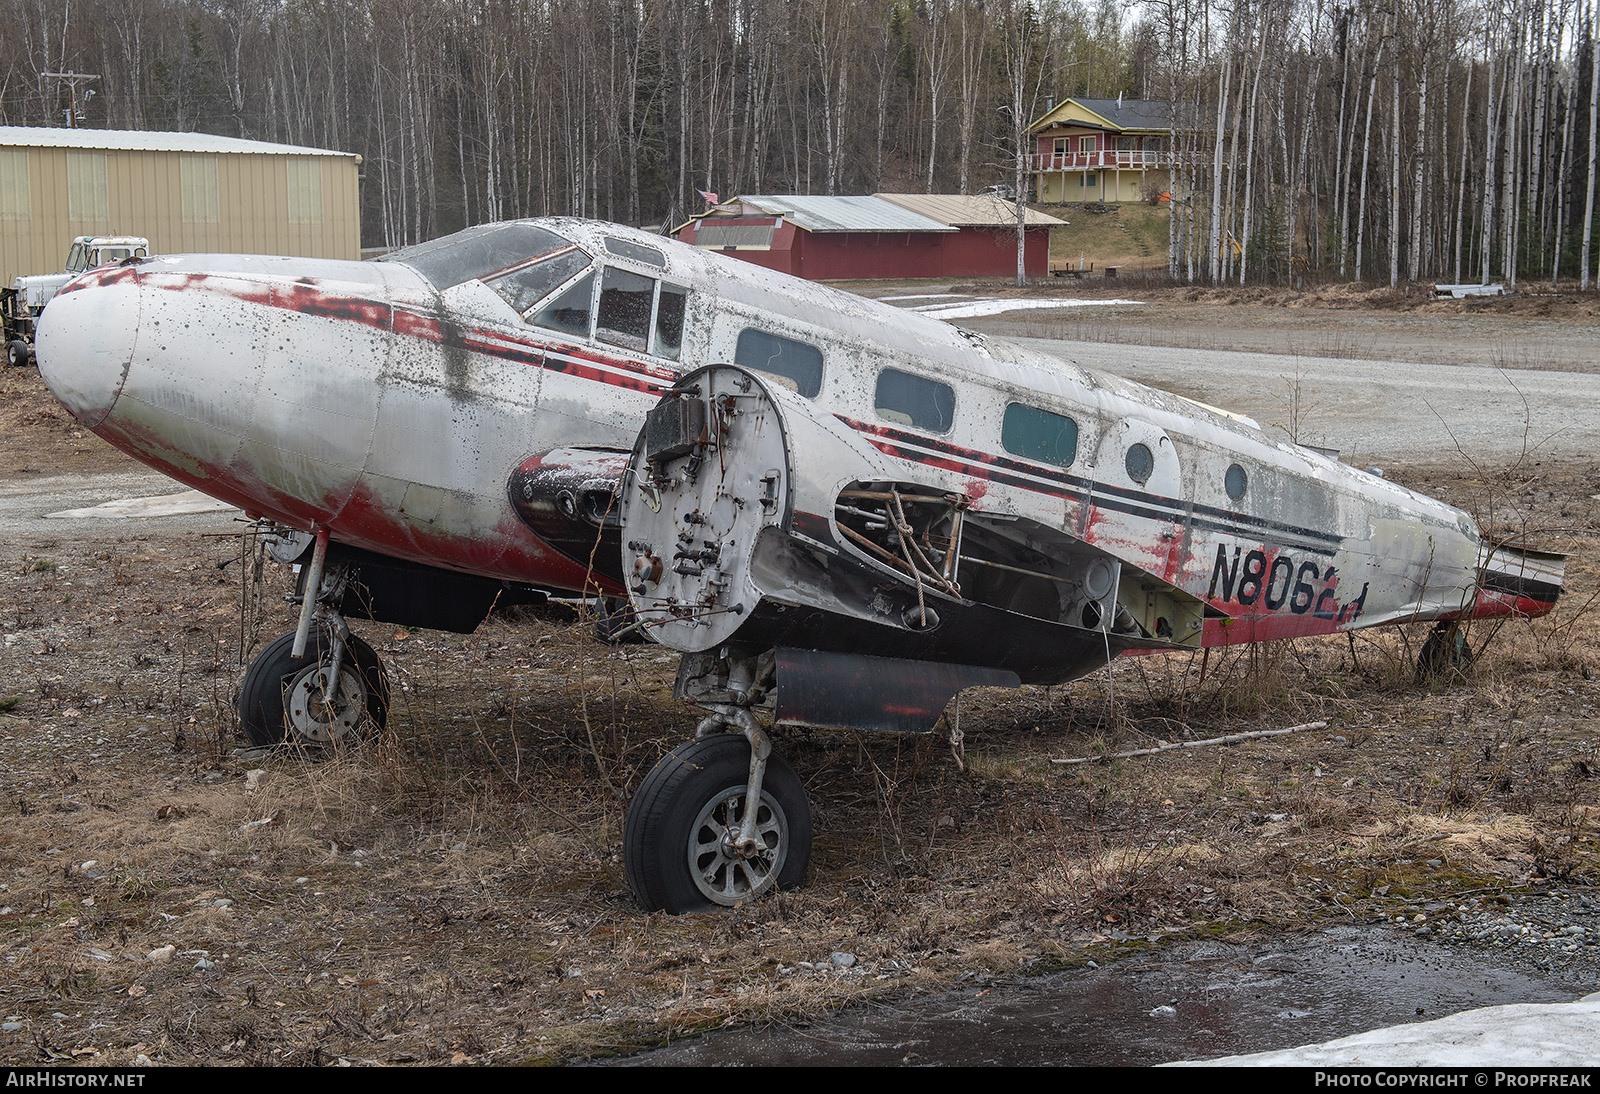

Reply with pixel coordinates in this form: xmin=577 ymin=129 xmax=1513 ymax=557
xmin=915 ymin=298 xmax=1145 ymax=319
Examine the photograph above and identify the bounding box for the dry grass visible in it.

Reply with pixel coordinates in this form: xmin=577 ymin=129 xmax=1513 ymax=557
xmin=3 ymin=348 xmax=1598 ymax=1066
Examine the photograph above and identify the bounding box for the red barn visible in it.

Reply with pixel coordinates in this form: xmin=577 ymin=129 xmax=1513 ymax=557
xmin=676 ymin=194 xmax=1062 ymax=280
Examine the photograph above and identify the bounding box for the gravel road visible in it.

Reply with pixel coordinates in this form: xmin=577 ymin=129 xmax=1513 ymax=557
xmin=1013 ymin=335 xmax=1600 ymax=466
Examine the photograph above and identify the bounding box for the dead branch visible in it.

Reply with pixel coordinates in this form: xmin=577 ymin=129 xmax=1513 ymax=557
xmin=1051 ymin=721 xmax=1328 ymax=765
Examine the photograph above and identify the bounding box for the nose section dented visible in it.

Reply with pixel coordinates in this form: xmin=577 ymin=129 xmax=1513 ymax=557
xmin=36 ymin=266 xmax=141 ymax=430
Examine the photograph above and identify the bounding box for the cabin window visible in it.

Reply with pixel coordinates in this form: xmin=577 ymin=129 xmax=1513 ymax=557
xmin=530 ymin=270 xmax=595 ymax=337
xmin=735 ymin=328 xmax=823 ymax=397
xmin=1225 ymin=463 xmax=1248 ymax=501
xmin=1078 ymin=136 xmax=1096 ymax=154
xmin=1052 ymin=137 xmax=1068 ymax=156
xmin=1001 ymin=403 xmax=1078 ymax=468
xmin=382 ymin=222 xmax=573 ymax=288
xmin=1125 ymin=443 xmax=1154 ymax=484
xmin=64 ymin=243 xmax=88 ymax=274
xmin=596 ymin=267 xmax=655 ymax=352
xmin=486 ymin=247 xmax=588 ymax=314
xmin=604 ymin=236 xmax=666 ymax=268
xmin=655 ymin=283 xmax=687 ymax=360
xmin=1116 ymin=137 xmax=1134 ymax=152
xmin=875 ymin=368 xmax=954 ymax=433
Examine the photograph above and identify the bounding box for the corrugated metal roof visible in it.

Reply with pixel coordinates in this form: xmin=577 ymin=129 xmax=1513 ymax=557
xmin=1029 ymin=97 xmax=1177 ymax=133
xmin=0 ymin=126 xmax=359 ymax=159
xmin=738 ymin=194 xmax=953 ymax=233
xmin=1073 ymin=98 xmax=1173 ymax=130
xmin=876 ymin=193 xmax=1066 ymax=228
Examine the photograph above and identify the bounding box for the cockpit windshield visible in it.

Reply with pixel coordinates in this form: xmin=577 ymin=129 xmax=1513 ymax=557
xmin=379 ymin=223 xmax=578 ymax=289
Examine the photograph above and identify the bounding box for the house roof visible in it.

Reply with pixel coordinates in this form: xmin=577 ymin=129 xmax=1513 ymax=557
xmin=0 ymin=126 xmax=359 ymax=159
xmin=734 ymin=195 xmax=954 ymax=233
xmin=876 ymin=193 xmax=1066 ymax=228
xmin=1028 ymin=97 xmax=1175 ymax=135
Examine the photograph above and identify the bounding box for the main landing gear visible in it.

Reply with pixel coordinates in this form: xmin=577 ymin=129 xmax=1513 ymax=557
xmin=238 ymin=624 xmax=390 ymax=747
xmin=238 ymin=527 xmax=390 ymax=748
xmin=625 ymin=657 xmax=812 ymax=914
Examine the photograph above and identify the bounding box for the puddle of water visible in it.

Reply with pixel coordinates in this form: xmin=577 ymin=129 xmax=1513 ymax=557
xmin=597 ymin=926 xmax=1580 ymax=1066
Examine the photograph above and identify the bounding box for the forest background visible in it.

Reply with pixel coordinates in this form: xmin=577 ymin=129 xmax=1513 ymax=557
xmin=6 ymin=0 xmax=1600 ymax=288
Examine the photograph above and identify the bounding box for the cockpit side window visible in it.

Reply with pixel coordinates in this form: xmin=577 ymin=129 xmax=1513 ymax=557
xmin=734 ymin=328 xmax=823 ymax=397
xmin=529 ymin=271 xmax=596 ymax=337
xmin=596 ymin=267 xmax=655 ymax=352
xmin=379 ymin=222 xmax=572 ymax=288
xmin=875 ymin=368 xmax=954 ymax=432
xmin=485 ymin=247 xmax=589 ymax=314
xmin=654 ymin=283 xmax=687 ymax=361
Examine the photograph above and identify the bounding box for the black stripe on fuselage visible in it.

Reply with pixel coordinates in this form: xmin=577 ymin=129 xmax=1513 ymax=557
xmin=842 ymin=416 xmax=1341 ymax=556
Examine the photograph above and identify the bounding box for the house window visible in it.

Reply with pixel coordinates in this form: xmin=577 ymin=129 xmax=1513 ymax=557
xmin=1116 ymin=137 xmax=1134 ymax=152
xmin=1052 ymin=137 xmax=1068 ymax=157
xmin=286 ymin=158 xmax=323 ymax=224
xmin=67 ymin=153 xmax=108 ymax=221
xmin=1078 ymin=136 xmax=1096 ymax=154
xmin=1082 ymin=173 xmax=1097 ymax=189
xmin=181 ymin=156 xmax=219 ymax=223
xmin=0 ymin=150 xmax=28 ymax=218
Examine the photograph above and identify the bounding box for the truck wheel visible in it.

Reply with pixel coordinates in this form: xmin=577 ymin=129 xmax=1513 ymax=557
xmin=6 ymin=340 xmax=30 ymax=367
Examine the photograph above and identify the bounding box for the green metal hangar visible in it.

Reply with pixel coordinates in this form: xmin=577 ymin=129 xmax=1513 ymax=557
xmin=0 ymin=126 xmax=361 ymax=283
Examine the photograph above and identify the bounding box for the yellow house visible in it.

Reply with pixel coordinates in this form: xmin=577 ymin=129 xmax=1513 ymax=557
xmin=0 ymin=127 xmax=361 ymax=284
xmin=1027 ymin=97 xmax=1183 ymax=204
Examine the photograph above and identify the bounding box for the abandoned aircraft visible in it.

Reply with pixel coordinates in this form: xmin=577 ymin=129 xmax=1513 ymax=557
xmin=35 ymin=218 xmax=1564 ymax=914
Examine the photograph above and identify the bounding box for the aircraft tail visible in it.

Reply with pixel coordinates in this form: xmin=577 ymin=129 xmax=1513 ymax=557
xmin=1472 ymin=541 xmax=1565 ymax=620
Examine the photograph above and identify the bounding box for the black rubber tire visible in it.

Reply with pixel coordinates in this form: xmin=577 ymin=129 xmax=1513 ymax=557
xmin=237 ymin=630 xmax=389 ymax=747
xmin=625 ymin=734 xmax=812 ymax=913
xmin=1416 ymin=627 xmax=1474 ymax=683
xmin=7 ymin=340 xmax=31 ymax=367
xmin=592 ymin=596 xmax=644 ymax=644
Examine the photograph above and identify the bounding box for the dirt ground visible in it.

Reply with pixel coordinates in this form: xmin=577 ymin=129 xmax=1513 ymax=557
xmin=2 ymin=293 xmax=1598 ymax=1066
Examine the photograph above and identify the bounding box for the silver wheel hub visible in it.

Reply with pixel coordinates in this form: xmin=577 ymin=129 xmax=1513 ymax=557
xmin=688 ymin=785 xmax=788 ymax=906
xmin=285 ymin=664 xmax=364 ymax=744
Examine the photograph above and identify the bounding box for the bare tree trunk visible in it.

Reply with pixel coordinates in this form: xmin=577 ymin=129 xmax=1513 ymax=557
xmin=1584 ymin=0 xmax=1599 ymax=288
xmin=1208 ymin=50 xmax=1231 ymax=283
xmin=1355 ymin=37 xmax=1383 ymax=280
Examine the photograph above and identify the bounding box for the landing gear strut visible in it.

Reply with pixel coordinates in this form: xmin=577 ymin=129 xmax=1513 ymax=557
xmin=1416 ymin=621 xmax=1474 ymax=683
xmin=237 ymin=527 xmax=389 ymax=747
xmin=237 ymin=625 xmax=389 ymax=747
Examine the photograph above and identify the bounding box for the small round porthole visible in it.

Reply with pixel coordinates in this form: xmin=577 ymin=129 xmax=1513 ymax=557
xmin=1225 ymin=463 xmax=1248 ymax=501
xmin=1125 ymin=443 xmax=1154 ymax=483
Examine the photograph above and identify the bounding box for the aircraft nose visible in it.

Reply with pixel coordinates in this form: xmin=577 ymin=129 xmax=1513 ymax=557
xmin=35 ymin=267 xmax=141 ymax=430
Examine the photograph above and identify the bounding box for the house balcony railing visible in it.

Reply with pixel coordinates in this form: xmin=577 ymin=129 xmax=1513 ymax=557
xmin=1027 ymin=150 xmax=1202 ymax=171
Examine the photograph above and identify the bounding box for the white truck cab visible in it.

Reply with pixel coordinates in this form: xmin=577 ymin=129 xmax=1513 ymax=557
xmin=5 ymin=235 xmax=150 ymax=365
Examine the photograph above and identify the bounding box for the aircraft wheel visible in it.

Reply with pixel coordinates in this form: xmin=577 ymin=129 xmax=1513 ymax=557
xmin=7 ymin=340 xmax=31 ymax=367
xmin=625 ymin=734 xmax=812 ymax=913
xmin=1416 ymin=625 xmax=1474 ymax=683
xmin=238 ymin=631 xmax=390 ymax=747
xmin=592 ymin=596 xmax=644 ymax=644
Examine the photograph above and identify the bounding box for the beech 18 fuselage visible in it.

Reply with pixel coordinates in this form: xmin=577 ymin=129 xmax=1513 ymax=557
xmin=36 ymin=216 xmax=1562 ymax=913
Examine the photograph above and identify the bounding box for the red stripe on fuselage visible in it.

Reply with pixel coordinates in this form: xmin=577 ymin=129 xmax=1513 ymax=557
xmin=140 ymin=272 xmax=673 ymax=396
